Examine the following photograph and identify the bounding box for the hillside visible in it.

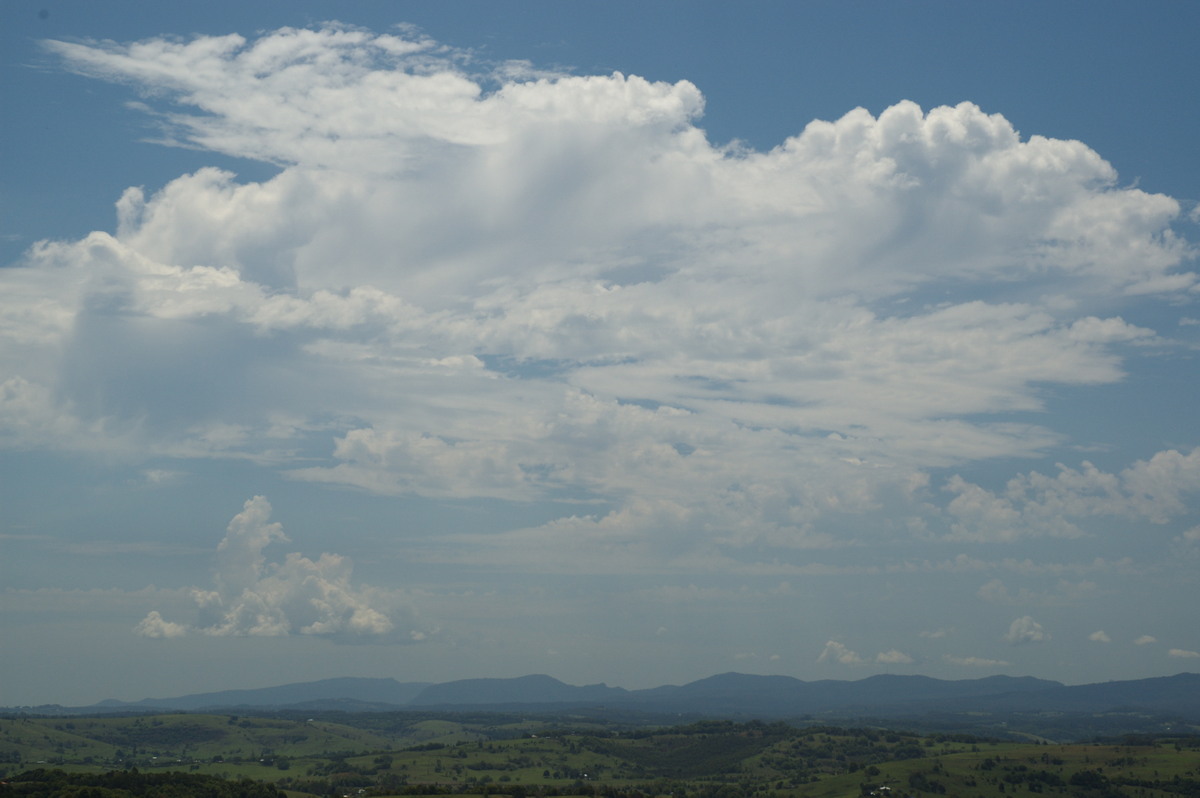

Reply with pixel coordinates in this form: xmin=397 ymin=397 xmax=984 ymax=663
xmin=18 ymin=672 xmax=1199 ymax=736
xmin=92 ymin=678 xmax=432 ymax=712
xmin=3 ymin=715 xmax=1199 ymax=798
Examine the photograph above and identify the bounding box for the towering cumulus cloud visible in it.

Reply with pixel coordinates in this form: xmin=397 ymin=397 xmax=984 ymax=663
xmin=3 ymin=23 xmax=1197 ymax=592
xmin=136 ymin=497 xmax=398 ymax=638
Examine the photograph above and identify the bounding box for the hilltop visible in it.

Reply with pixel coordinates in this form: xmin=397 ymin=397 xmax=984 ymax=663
xmin=8 ymin=672 xmax=1199 ymax=741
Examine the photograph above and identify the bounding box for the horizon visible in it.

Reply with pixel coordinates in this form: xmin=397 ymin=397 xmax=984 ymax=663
xmin=2 ymin=1 xmax=1199 ymax=707
xmin=12 ymin=668 xmax=1200 ymax=710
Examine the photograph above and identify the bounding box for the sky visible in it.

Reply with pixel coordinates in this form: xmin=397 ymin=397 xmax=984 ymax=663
xmin=2 ymin=1 xmax=1199 ymax=708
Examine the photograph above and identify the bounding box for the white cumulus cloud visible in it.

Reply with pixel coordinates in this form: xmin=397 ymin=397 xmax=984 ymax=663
xmin=817 ymin=640 xmax=864 ymax=665
xmin=136 ymin=496 xmax=410 ymax=639
xmin=0 ymin=22 xmax=1192 ymax=580
xmin=944 ymin=449 xmax=1200 ymax=542
xmin=875 ymin=649 xmax=915 ymax=665
xmin=132 ymin=610 xmax=188 ymax=639
xmin=1004 ymin=616 xmax=1051 ymax=645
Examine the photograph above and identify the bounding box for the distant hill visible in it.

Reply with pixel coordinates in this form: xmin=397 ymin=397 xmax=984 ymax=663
xmin=92 ymin=677 xmax=431 ymax=712
xmin=409 ymin=674 xmax=628 ymax=707
xmin=627 ymin=672 xmax=1064 ymax=716
xmin=922 ymin=672 xmax=1200 ymax=716
xmin=13 ymin=671 xmax=1199 ymax=722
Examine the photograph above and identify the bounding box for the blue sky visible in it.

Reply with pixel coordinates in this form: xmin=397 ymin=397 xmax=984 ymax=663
xmin=2 ymin=1 xmax=1199 ymax=707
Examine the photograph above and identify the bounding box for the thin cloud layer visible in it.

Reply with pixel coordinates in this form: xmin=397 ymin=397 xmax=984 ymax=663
xmin=945 ymin=655 xmax=1011 ymax=669
xmin=817 ymin=641 xmax=914 ymax=666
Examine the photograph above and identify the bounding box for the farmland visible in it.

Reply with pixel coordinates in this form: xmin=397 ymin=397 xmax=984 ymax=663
xmin=2 ymin=714 xmax=1199 ymax=797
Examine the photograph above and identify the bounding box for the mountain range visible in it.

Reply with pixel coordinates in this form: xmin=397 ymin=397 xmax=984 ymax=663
xmin=16 ymin=671 xmax=1200 ymax=721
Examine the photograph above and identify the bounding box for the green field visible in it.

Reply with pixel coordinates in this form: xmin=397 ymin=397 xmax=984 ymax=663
xmin=2 ymin=714 xmax=1199 ymax=797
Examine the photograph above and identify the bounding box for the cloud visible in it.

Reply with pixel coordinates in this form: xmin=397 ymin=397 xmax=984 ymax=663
xmin=1089 ymin=630 xmax=1111 ymax=643
xmin=817 ymin=640 xmax=864 ymax=665
xmin=944 ymin=655 xmax=1010 ymax=668
xmin=0 ymin=376 xmax=113 ymax=454
xmin=133 ymin=610 xmax=187 ymax=639
xmin=943 ymin=449 xmax=1200 ymax=541
xmin=977 ymin=578 xmax=1098 ymax=606
xmin=1135 ymin=635 xmax=1158 ymax=645
xmin=0 ymin=23 xmax=1194 ymax=578
xmin=5 ymin=586 xmax=189 ymax=614
xmin=945 ymin=448 xmax=1200 ymax=542
xmin=1004 ymin=616 xmax=1051 ymax=645
xmin=818 ymin=641 xmax=912 ymax=665
xmin=56 ymin=541 xmax=201 ymax=557
xmin=140 ymin=469 xmax=185 ymax=486
xmin=1175 ymin=525 xmax=1200 ymax=554
xmin=136 ymin=497 xmax=411 ymax=639
xmin=1168 ymin=648 xmax=1200 ymax=659
xmin=875 ymin=649 xmax=914 ymax=664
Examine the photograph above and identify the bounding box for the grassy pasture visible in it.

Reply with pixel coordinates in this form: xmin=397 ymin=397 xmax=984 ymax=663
xmin=2 ymin=714 xmax=1198 ymax=797
xmin=0 ymin=714 xmax=394 ymax=767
